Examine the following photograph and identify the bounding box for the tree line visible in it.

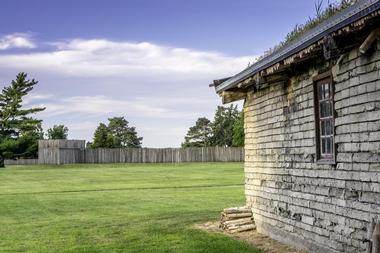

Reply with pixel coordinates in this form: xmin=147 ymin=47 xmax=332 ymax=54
xmin=0 ymin=73 xmax=72 ymax=160
xmin=0 ymin=73 xmax=143 ymax=166
xmin=182 ymin=104 xmax=244 ymax=148
xmin=0 ymin=72 xmax=244 ymax=166
xmin=87 ymin=117 xmax=142 ymax=148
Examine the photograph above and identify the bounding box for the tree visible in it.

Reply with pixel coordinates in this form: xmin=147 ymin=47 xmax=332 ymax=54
xmin=182 ymin=117 xmax=212 ymax=147
xmin=232 ymin=111 xmax=245 ymax=147
xmin=210 ymin=104 xmax=240 ymax=147
xmin=182 ymin=104 xmax=244 ymax=148
xmin=14 ymin=122 xmax=43 ymax=158
xmin=1 ymin=124 xmax=43 ymax=158
xmin=86 ymin=141 xmax=93 ymax=148
xmin=90 ymin=117 xmax=142 ymax=148
xmin=108 ymin=117 xmax=142 ymax=148
xmin=0 ymin=73 xmax=45 ymax=159
xmin=47 ymin=125 xmax=69 ymax=139
xmin=91 ymin=123 xmax=114 ymax=148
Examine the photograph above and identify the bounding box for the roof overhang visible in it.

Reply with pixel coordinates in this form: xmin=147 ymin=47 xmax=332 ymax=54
xmin=214 ymin=0 xmax=380 ymax=94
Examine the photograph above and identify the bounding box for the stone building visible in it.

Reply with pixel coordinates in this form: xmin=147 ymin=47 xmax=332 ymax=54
xmin=212 ymin=1 xmax=380 ymax=252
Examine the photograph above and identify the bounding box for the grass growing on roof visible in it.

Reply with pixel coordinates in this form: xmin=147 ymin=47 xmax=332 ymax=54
xmin=0 ymin=162 xmax=261 ymax=253
xmin=248 ymin=0 xmax=358 ymax=66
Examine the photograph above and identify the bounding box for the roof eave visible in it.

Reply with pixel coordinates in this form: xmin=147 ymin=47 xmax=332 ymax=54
xmin=215 ymin=0 xmax=380 ymax=93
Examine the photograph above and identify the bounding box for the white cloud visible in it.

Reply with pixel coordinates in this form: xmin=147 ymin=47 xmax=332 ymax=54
xmin=0 ymin=37 xmax=252 ymax=147
xmin=31 ymin=95 xmax=199 ymax=119
xmin=0 ymin=33 xmax=36 ymax=50
xmin=33 ymin=95 xmax=212 ymax=147
xmin=0 ymin=38 xmax=255 ymax=77
xmin=23 ymin=93 xmax=53 ymax=105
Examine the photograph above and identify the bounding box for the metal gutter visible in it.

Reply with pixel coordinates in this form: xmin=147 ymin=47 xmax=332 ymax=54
xmin=216 ymin=0 xmax=380 ymax=93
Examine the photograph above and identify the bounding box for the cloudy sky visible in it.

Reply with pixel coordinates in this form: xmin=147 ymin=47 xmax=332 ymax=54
xmin=0 ymin=0 xmax=335 ymax=147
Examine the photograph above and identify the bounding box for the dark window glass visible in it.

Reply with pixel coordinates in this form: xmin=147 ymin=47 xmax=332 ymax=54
xmin=321 ymin=138 xmax=326 ymax=154
xmin=319 ymin=85 xmax=324 ymax=100
xmin=321 ymin=120 xmax=325 ymax=135
xmin=326 ymin=138 xmax=332 ymax=154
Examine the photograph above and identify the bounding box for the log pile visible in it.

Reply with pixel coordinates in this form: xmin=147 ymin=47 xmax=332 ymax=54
xmin=220 ymin=207 xmax=255 ymax=233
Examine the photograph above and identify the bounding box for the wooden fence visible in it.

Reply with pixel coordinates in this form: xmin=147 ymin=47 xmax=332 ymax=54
xmin=33 ymin=140 xmax=244 ymax=165
xmin=2 ymin=140 xmax=244 ymax=166
xmin=38 ymin=140 xmax=86 ymax=164
xmin=84 ymin=147 xmax=244 ymax=164
xmin=4 ymin=159 xmax=38 ymax=165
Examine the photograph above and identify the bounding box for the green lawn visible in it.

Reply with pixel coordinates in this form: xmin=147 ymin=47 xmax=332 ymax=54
xmin=0 ymin=162 xmax=261 ymax=253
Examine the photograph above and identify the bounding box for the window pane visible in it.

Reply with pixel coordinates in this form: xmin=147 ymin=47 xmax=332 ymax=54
xmin=320 ymin=102 xmax=328 ymax=117
xmin=324 ymin=83 xmax=330 ymax=98
xmin=319 ymin=84 xmax=324 ymax=100
xmin=320 ymin=103 xmax=324 ymax=117
xmin=321 ymin=120 xmax=326 ymax=136
xmin=325 ymin=102 xmax=331 ymax=117
xmin=326 ymin=138 xmax=332 ymax=154
xmin=325 ymin=120 xmax=331 ymax=135
xmin=320 ymin=102 xmax=332 ymax=118
xmin=321 ymin=138 xmax=326 ymax=154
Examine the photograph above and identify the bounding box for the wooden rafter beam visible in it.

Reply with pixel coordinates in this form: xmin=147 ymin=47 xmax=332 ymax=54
xmin=359 ymin=28 xmax=380 ymax=54
xmin=221 ymin=91 xmax=246 ymax=104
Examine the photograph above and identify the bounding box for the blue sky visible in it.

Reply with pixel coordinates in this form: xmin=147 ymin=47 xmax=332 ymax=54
xmin=0 ymin=0 xmax=336 ymax=147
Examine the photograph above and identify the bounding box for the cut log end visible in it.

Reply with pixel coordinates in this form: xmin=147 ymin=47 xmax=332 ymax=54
xmin=220 ymin=206 xmax=256 ymax=233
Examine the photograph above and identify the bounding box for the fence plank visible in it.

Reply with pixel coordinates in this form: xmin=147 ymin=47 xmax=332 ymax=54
xmin=4 ymin=159 xmax=38 ymax=165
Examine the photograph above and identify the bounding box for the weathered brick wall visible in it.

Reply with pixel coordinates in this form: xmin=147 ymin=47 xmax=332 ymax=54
xmin=244 ymin=45 xmax=380 ymax=253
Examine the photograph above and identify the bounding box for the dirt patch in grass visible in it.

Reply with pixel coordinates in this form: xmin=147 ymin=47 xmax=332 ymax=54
xmin=195 ymin=222 xmax=306 ymax=253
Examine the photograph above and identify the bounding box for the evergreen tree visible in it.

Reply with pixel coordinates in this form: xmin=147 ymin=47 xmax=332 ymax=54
xmin=91 ymin=123 xmax=114 ymax=148
xmin=0 ymin=123 xmax=43 ymax=159
xmin=86 ymin=141 xmax=93 ymax=148
xmin=181 ymin=105 xmax=244 ymax=148
xmin=0 ymin=73 xmax=45 ymax=159
xmin=47 ymin=125 xmax=69 ymax=139
xmin=232 ymin=111 xmax=245 ymax=147
xmin=210 ymin=104 xmax=240 ymax=147
xmin=182 ymin=117 xmax=212 ymax=147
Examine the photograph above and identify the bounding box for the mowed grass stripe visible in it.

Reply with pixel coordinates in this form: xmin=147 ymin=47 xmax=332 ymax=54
xmin=0 ymin=163 xmax=245 ymax=194
xmin=0 ymin=183 xmax=244 ymax=196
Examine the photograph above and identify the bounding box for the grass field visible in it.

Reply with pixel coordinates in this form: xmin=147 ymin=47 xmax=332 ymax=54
xmin=0 ymin=162 xmax=261 ymax=253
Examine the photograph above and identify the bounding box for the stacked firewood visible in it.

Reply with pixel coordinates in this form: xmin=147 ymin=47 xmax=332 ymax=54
xmin=219 ymin=207 xmax=255 ymax=233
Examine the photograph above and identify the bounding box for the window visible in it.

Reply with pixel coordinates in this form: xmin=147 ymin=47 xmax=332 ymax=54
xmin=313 ymin=72 xmax=335 ymax=164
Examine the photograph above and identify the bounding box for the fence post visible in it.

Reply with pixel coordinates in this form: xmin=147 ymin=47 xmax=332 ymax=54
xmin=0 ymin=156 xmax=4 ymax=167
